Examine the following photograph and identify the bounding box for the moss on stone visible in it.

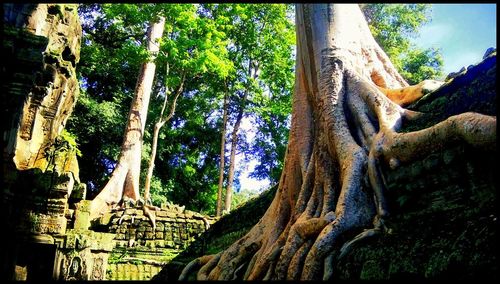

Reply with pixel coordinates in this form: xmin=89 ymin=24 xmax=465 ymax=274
xmin=335 ymin=147 xmax=497 ymax=280
xmin=404 ymin=54 xmax=496 ymax=133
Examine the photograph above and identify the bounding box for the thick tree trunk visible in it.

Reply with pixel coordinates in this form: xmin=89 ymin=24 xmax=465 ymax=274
xmin=90 ymin=16 xmax=166 ymax=219
xmin=180 ymin=4 xmax=495 ymax=280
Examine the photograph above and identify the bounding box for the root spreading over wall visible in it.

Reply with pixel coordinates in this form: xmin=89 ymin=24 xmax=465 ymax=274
xmin=179 ymin=4 xmax=496 ymax=280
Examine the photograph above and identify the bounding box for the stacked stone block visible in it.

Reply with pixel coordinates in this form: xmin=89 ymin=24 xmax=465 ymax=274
xmin=106 ymin=209 xmax=213 ymax=249
xmin=107 ymin=263 xmax=163 ymax=280
xmin=100 ymin=207 xmax=216 ymax=280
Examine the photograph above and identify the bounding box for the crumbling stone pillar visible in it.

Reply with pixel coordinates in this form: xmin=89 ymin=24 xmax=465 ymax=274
xmin=1 ymin=4 xmax=85 ymax=280
xmin=3 ymin=4 xmax=82 ymax=171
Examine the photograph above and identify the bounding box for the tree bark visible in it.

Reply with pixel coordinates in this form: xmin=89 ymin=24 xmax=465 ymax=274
xmin=223 ymin=59 xmax=254 ymax=214
xmin=180 ymin=4 xmax=496 ymax=280
xmin=90 ymin=16 xmax=166 ymax=219
xmin=216 ymin=90 xmax=229 ymax=217
xmin=143 ymin=69 xmax=185 ymax=204
xmin=223 ymin=100 xmax=244 ymax=214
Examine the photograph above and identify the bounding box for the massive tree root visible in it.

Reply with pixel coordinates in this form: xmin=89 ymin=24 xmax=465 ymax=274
xmin=180 ymin=4 xmax=496 ymax=280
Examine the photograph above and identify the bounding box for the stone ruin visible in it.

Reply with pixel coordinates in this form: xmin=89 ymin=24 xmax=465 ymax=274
xmin=1 ymin=4 xmax=215 ymax=280
xmin=98 ymin=204 xmax=215 ymax=280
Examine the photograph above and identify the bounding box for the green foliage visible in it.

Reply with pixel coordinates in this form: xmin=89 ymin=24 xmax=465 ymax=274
xmin=41 ymin=129 xmax=82 ymax=173
xmin=362 ymin=4 xmax=443 ymax=84
xmin=59 ymin=129 xmax=82 ymax=157
xmin=399 ymin=47 xmax=443 ymax=84
xmin=231 ymin=188 xmax=259 ymax=210
xmin=70 ymin=4 xmax=235 ymax=207
xmin=244 ymin=4 xmax=294 ymax=183
xmin=69 ymin=3 xmax=442 ymax=215
xmin=204 ymin=4 xmax=295 ymax=185
xmin=67 ymin=88 xmax=126 ymax=195
xmin=149 ymin=176 xmax=172 ymax=206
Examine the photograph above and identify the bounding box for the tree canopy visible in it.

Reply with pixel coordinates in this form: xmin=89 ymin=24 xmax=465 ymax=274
xmin=67 ymin=4 xmax=443 ymax=215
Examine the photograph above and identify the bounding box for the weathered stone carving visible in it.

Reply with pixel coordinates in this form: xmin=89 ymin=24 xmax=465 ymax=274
xmin=2 ymin=4 xmax=87 ymax=281
xmin=3 ymin=4 xmax=82 ymax=174
xmin=2 ymin=3 xmax=83 ymax=233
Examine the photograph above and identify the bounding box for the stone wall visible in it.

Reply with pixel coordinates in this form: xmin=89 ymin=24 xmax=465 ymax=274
xmin=107 ymin=262 xmax=163 ymax=281
xmin=335 ymin=144 xmax=497 ymax=280
xmin=333 ymin=52 xmax=497 ymax=280
xmin=154 ymin=186 xmax=278 ymax=280
xmin=334 ymin=52 xmax=497 ymax=280
xmin=93 ymin=204 xmax=216 ymax=280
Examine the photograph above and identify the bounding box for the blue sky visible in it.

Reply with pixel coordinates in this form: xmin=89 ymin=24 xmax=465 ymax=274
xmin=412 ymin=4 xmax=497 ymax=77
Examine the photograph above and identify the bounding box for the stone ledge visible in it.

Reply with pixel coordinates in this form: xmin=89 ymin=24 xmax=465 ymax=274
xmin=64 ymin=229 xmax=115 ymax=252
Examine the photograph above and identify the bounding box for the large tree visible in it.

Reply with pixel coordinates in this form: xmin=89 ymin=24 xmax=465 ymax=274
xmin=179 ymin=4 xmax=496 ymax=280
xmin=73 ymin=4 xmax=233 ymax=216
xmin=143 ymin=4 xmax=233 ymax=206
xmin=89 ymin=14 xmax=165 ymax=218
